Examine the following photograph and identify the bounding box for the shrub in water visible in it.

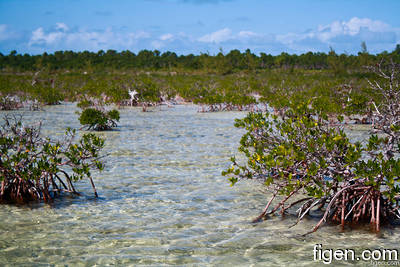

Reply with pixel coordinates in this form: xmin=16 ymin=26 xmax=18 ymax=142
xmin=79 ymin=107 xmax=120 ymax=131
xmin=223 ymin=62 xmax=400 ymax=234
xmin=0 ymin=115 xmax=105 ymax=203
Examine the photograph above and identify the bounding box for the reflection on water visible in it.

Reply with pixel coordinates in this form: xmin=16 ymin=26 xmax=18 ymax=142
xmin=0 ymin=104 xmax=398 ymax=266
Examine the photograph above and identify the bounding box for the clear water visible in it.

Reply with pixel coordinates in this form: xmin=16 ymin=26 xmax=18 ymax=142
xmin=0 ymin=104 xmax=398 ymax=266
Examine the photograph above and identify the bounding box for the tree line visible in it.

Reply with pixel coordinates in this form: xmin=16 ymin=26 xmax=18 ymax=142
xmin=1 ymin=43 xmax=400 ymax=73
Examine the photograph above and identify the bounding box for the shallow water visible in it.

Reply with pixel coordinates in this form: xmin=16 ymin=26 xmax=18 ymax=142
xmin=0 ymin=104 xmax=398 ymax=266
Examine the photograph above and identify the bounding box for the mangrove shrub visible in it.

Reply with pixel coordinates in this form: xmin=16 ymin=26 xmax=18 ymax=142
xmin=78 ymin=107 xmax=120 ymax=131
xmin=0 ymin=116 xmax=105 ymax=203
xmin=223 ymin=62 xmax=400 ymax=233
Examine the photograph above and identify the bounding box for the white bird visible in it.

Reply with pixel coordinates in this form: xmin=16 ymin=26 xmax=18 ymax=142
xmin=128 ymin=89 xmax=138 ymax=106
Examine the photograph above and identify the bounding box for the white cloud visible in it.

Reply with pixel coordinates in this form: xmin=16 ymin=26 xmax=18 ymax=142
xmin=135 ymin=31 xmax=151 ymax=39
xmin=275 ymin=17 xmax=399 ymax=53
xmin=238 ymin=31 xmax=260 ymax=39
xmin=198 ymin=28 xmax=232 ymax=43
xmin=193 ymin=17 xmax=399 ymax=54
xmin=315 ymin=17 xmax=391 ymax=42
xmin=55 ymin=22 xmax=69 ymax=32
xmin=344 ymin=17 xmax=389 ymax=34
xmin=151 ymin=33 xmax=176 ymax=49
xmin=28 ymin=23 xmax=151 ymax=52
xmin=160 ymin=33 xmax=174 ymax=41
xmin=4 ymin=17 xmax=399 ymax=55
xmin=30 ymin=27 xmax=65 ymax=45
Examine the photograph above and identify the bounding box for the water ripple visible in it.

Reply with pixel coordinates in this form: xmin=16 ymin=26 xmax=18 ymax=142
xmin=0 ymin=104 xmax=398 ymax=266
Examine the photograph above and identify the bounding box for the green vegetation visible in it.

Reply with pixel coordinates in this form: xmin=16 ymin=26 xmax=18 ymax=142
xmin=0 ymin=65 xmax=380 ymax=114
xmin=0 ymin=45 xmax=399 ymax=114
xmin=78 ymin=108 xmax=120 ymax=131
xmin=0 ymin=115 xmax=105 ymax=203
xmin=76 ymin=98 xmax=120 ymax=131
xmin=2 ymin=45 xmax=399 ymax=72
xmin=2 ymin=45 xmax=400 ymax=234
xmin=223 ymin=62 xmax=400 ymax=233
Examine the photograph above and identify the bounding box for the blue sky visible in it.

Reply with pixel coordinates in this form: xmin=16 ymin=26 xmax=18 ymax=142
xmin=0 ymin=0 xmax=399 ymax=55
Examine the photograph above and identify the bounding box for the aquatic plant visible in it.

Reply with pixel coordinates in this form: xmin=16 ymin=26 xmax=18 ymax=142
xmin=0 ymin=115 xmax=105 ymax=203
xmin=223 ymin=62 xmax=400 ymax=234
xmin=78 ymin=107 xmax=120 ymax=131
xmin=76 ymin=95 xmax=120 ymax=131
